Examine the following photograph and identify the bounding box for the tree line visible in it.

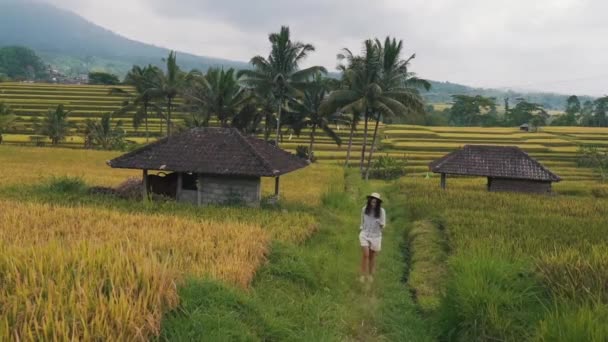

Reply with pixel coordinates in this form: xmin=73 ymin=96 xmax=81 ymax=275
xmin=424 ymin=94 xmax=608 ymax=128
xmin=81 ymin=26 xmax=429 ymax=179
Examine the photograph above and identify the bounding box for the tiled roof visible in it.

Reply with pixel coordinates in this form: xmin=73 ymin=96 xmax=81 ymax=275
xmin=429 ymin=145 xmax=561 ymax=182
xmin=108 ymin=128 xmax=309 ymax=177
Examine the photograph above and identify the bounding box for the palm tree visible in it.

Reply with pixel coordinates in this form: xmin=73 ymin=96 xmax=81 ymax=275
xmin=148 ymin=51 xmax=186 ymax=137
xmin=364 ymin=38 xmax=429 ymax=179
xmin=111 ymin=65 xmax=162 ymax=142
xmin=184 ymin=68 xmax=249 ymax=127
xmin=287 ymin=73 xmax=343 ymax=160
xmin=40 ymin=104 xmax=71 ymax=145
xmin=0 ymin=102 xmax=16 ymax=145
xmin=238 ymin=26 xmax=326 ymax=146
xmin=85 ymin=113 xmax=126 ymax=150
xmin=343 ymin=111 xmax=361 ymax=167
xmin=321 ymin=40 xmax=382 ymax=172
xmin=322 ymin=38 xmax=429 ymax=178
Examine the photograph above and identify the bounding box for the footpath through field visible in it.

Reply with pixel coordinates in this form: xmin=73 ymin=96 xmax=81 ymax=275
xmin=161 ymin=171 xmax=433 ymax=341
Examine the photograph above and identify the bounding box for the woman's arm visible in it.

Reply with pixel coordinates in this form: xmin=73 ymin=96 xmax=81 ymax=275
xmin=360 ymin=207 xmax=365 ymax=230
xmin=379 ymin=209 xmax=386 ymax=229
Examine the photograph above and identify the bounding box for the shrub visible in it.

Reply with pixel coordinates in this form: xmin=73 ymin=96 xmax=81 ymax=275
xmin=536 ymin=246 xmax=608 ymax=303
xmin=295 ymin=145 xmax=315 ymax=162
xmin=535 ymin=303 xmax=608 ymax=341
xmin=591 ymin=186 xmax=608 ymax=198
xmin=438 ymin=253 xmax=547 ymax=341
xmin=45 ymin=176 xmax=87 ymax=193
xmin=367 ymin=155 xmax=407 ymax=180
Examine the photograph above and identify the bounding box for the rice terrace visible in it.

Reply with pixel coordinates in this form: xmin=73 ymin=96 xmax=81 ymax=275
xmin=1 ymin=1 xmax=608 ymax=341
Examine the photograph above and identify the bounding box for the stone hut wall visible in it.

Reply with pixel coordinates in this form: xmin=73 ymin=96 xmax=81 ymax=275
xmin=488 ymin=177 xmax=552 ymax=194
xmin=179 ymin=175 xmax=261 ymax=207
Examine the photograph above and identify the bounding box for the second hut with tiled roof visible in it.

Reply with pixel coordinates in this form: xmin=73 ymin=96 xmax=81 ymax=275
xmin=108 ymin=127 xmax=309 ymax=206
xmin=429 ymin=145 xmax=561 ymax=194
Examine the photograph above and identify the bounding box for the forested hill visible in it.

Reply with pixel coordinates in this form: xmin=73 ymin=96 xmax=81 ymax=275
xmin=0 ymin=0 xmax=247 ymax=76
xmin=424 ymin=81 xmax=595 ymax=111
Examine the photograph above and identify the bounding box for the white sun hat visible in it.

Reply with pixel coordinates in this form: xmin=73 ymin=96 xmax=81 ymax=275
xmin=367 ymin=192 xmax=382 ymax=202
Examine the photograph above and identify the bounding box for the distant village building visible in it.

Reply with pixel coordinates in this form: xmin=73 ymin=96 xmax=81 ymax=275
xmin=429 ymin=145 xmax=561 ymax=194
xmin=107 ymin=128 xmax=309 ymax=206
xmin=519 ymin=123 xmax=530 ymax=132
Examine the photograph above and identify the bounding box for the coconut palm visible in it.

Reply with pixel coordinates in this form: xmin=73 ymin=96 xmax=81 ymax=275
xmin=364 ymin=38 xmax=429 ymax=179
xmin=111 ymin=65 xmax=162 ymax=142
xmin=238 ymin=26 xmax=327 ymax=146
xmin=286 ymin=73 xmax=344 ymax=160
xmin=84 ymin=113 xmax=125 ymax=150
xmin=40 ymin=104 xmax=71 ymax=145
xmin=147 ymin=51 xmax=187 ymax=136
xmin=321 ymin=40 xmax=382 ymax=172
xmin=0 ymin=102 xmax=16 ymax=145
xmin=184 ymin=68 xmax=249 ymax=127
xmin=322 ymin=38 xmax=428 ymax=177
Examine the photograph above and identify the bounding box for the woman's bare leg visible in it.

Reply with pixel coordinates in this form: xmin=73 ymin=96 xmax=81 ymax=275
xmin=368 ymin=250 xmax=377 ymax=276
xmin=360 ymin=247 xmax=370 ymax=276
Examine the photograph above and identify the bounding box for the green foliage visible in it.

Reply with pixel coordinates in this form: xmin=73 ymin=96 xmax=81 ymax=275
xmin=238 ymin=26 xmax=326 ymax=144
xmin=577 ymin=145 xmax=608 ymax=181
xmin=39 ymin=104 xmax=71 ymax=145
xmin=44 ymin=176 xmax=87 ymax=194
xmin=507 ymin=99 xmax=549 ymax=127
xmin=0 ymin=102 xmax=16 ymax=144
xmin=367 ymin=155 xmax=407 ymax=180
xmin=285 ymin=73 xmax=343 ymax=155
xmin=0 ymin=46 xmax=47 ymax=80
xmin=449 ymin=94 xmax=497 ymax=126
xmin=438 ymin=253 xmax=547 ymax=341
xmin=113 ymin=65 xmax=164 ymax=140
xmin=535 ymin=303 xmax=608 ymax=341
xmin=183 ymin=67 xmax=248 ymax=128
xmin=295 ymin=145 xmax=315 ymax=161
xmin=88 ymin=71 xmax=120 ymax=85
xmin=84 ymin=113 xmax=126 ymax=150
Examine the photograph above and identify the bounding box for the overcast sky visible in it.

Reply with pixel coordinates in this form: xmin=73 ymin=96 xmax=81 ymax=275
xmin=45 ymin=0 xmax=607 ymax=96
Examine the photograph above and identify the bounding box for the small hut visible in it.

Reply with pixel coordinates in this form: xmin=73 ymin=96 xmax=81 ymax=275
xmin=107 ymin=127 xmax=309 ymax=206
xmin=429 ymin=145 xmax=561 ymax=194
xmin=519 ymin=123 xmax=530 ymax=132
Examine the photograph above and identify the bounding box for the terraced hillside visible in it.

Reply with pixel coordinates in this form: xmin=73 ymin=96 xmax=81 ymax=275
xmin=1 ymin=83 xmax=605 ymax=181
xmin=0 ymin=82 xmax=182 ymax=145
xmin=381 ymin=125 xmax=607 ymax=181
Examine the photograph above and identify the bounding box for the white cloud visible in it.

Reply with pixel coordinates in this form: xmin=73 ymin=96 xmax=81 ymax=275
xmin=45 ymin=0 xmax=608 ymax=95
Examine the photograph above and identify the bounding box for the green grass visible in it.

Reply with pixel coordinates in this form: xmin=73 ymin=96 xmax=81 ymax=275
xmin=406 ymin=220 xmax=448 ymax=314
xmin=161 ymin=170 xmax=434 ymax=340
xmin=400 ymin=177 xmax=608 ymax=341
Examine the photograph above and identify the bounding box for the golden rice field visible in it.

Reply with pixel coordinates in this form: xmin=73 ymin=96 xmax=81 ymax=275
xmin=0 ymin=201 xmax=267 ymax=340
xmin=0 ymin=145 xmax=339 ymax=340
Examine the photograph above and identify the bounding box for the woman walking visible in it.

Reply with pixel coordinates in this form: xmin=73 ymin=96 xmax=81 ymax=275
xmin=359 ymin=192 xmax=386 ymax=283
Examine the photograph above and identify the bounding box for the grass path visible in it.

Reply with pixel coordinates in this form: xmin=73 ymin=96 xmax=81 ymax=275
xmin=161 ymin=173 xmax=433 ymax=341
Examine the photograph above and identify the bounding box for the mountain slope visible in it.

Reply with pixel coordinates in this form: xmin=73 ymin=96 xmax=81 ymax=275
xmin=0 ymin=0 xmax=247 ymax=75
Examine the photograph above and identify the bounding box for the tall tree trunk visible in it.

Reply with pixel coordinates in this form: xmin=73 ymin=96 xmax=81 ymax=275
xmin=309 ymin=124 xmax=316 ymax=161
xmin=144 ymin=102 xmax=149 ymax=143
xmin=275 ymin=102 xmax=282 ymax=146
xmin=359 ymin=110 xmax=369 ymax=174
xmin=264 ymin=114 xmax=270 ymax=141
xmin=364 ymin=114 xmax=381 ymax=181
xmin=344 ymin=120 xmax=355 ymax=167
xmin=167 ymin=97 xmax=172 ymax=137
xmin=159 ymin=112 xmax=164 ymax=136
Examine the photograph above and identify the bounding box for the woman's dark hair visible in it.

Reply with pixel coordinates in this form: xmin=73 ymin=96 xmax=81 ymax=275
xmin=365 ymin=197 xmax=381 ymax=218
